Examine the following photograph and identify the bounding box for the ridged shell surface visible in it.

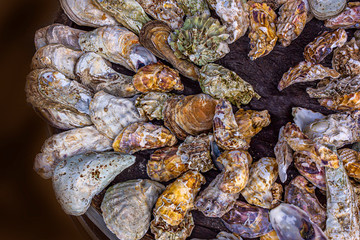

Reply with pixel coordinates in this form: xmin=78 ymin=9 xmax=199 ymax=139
xmin=308 ymin=0 xmax=346 ymax=21
xmin=274 ymin=126 xmax=293 ymax=183
xmin=135 ymin=92 xmax=171 ymax=121
xmin=325 ymin=2 xmax=360 ymax=29
xmin=332 ymin=35 xmax=360 ymax=77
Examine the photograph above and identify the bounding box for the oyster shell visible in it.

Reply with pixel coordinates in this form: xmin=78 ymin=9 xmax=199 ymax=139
xmin=136 ymin=0 xmax=184 ymax=29
xmin=308 ymin=0 xmax=346 ymax=21
xmin=248 ymin=2 xmax=278 ymax=60
xmin=351 ymin=179 xmax=360 ymax=210
xmin=153 ymin=170 xmax=205 ymax=226
xmin=79 ymin=26 xmax=156 ymax=72
xmin=270 ymin=182 xmax=283 ymax=209
xmin=278 ymin=61 xmax=340 ymax=91
xmin=195 ymin=173 xmax=240 ymax=218
xmin=133 ymin=62 xmax=184 ymax=93
xmin=135 ymin=92 xmax=171 ymax=120
xmin=89 ymin=91 xmax=146 ymax=139
xmin=332 ymin=35 xmax=360 ymax=77
xmin=92 ymin=0 xmax=150 ymax=35
xmin=292 ymin=107 xmax=325 ymax=132
xmin=276 ymin=0 xmax=309 ymax=47
xmin=113 ymin=122 xmax=177 ymax=154
xmin=75 ymin=52 xmax=139 ymax=98
xmin=221 ymin=201 xmax=273 ymax=238
xmin=307 ymin=75 xmax=360 ymax=111
xmin=101 ymin=179 xmax=165 ymax=240
xmin=252 ymin=0 xmax=287 ymax=10
xmin=34 ymin=24 xmax=85 ymax=50
xmin=234 ymin=108 xmax=271 ymax=138
xmin=34 ymin=126 xmax=112 ymax=179
xmin=168 ymin=15 xmax=230 ymax=66
xmin=304 ymin=29 xmax=347 ymax=64
xmin=199 ymin=63 xmax=260 ymax=107
xmin=325 ymin=2 xmax=360 ymax=29
xmin=176 ymin=0 xmax=210 ymax=17
xmin=270 ymin=203 xmax=327 ymax=240
xmin=53 ymin=152 xmax=135 ymax=216
xmin=241 ymin=157 xmax=279 ymax=208
xmin=260 ymin=230 xmax=279 ymax=240
xmin=150 ymin=212 xmax=195 ymax=240
xmin=31 ymin=44 xmax=82 ymax=80
xmin=274 ymin=126 xmax=293 ymax=183
xmin=59 ymin=0 xmax=117 ymax=27
xmin=192 ymin=231 xmax=243 ymax=240
xmin=284 ymin=176 xmax=326 ymax=229
xmin=163 ymin=94 xmax=218 ymax=140
xmin=206 ymin=0 xmax=249 ymax=43
xmin=338 ymin=148 xmax=360 ymax=182
xmin=139 ymin=20 xmax=200 ymax=80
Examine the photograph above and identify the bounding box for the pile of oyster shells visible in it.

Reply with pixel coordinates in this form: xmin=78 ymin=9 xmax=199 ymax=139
xmin=26 ymin=0 xmax=360 ymax=239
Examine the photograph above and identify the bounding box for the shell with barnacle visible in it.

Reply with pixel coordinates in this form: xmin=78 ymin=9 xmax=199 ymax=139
xmin=274 ymin=126 xmax=293 ymax=183
xmin=101 ymin=179 xmax=165 ymax=240
xmin=79 ymin=26 xmax=157 ymax=72
xmin=304 ymin=29 xmax=347 ymax=64
xmin=53 ymin=152 xmax=135 ymax=216
xmin=325 ymin=2 xmax=360 ymax=29
xmin=308 ymin=0 xmax=346 ymax=21
xmin=59 ymin=0 xmax=117 ymax=27
xmin=338 ymin=148 xmax=360 ymax=182
xmin=168 ymin=15 xmax=230 ymax=66
xmin=139 ymin=20 xmax=200 ymax=80
xmin=75 ymin=52 xmax=139 ymax=98
xmin=248 ymin=2 xmax=277 ymax=60
xmin=135 ymin=92 xmax=171 ymax=121
xmin=199 ymin=64 xmax=260 ymax=107
xmin=176 ymin=0 xmax=210 ymax=17
xmin=113 ymin=122 xmax=177 ymax=154
xmin=133 ymin=62 xmax=184 ymax=93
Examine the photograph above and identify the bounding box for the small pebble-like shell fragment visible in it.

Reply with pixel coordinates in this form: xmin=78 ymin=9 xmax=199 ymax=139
xmin=113 ymin=122 xmax=177 ymax=154
xmin=308 ymin=0 xmax=346 ymax=21
xmin=241 ymin=157 xmax=278 ymax=208
xmin=248 ymin=2 xmax=278 ymax=60
xmin=278 ymin=61 xmax=340 ymax=91
xmin=153 ymin=170 xmax=205 ymax=226
xmin=34 ymin=126 xmax=113 ymax=179
xmin=135 ymin=92 xmax=171 ymax=121
xmin=53 ymin=152 xmax=135 ymax=215
xmin=101 ymin=179 xmax=165 ymax=240
xmin=338 ymin=148 xmax=360 ymax=182
xmin=304 ymin=29 xmax=347 ymax=64
xmin=199 ymin=64 xmax=260 ymax=107
xmin=89 ymin=91 xmax=146 ymax=139
xmin=222 ymin=201 xmax=273 ymax=238
xmin=274 ymin=126 xmax=293 ymax=183
xmin=325 ymin=2 xmax=360 ymax=29
xmin=133 ymin=62 xmax=183 ymax=93
xmin=332 ymin=35 xmax=360 ymax=76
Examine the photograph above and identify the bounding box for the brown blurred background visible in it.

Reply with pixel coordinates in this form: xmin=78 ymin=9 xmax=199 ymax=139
xmin=0 ymin=1 xmax=87 ymax=239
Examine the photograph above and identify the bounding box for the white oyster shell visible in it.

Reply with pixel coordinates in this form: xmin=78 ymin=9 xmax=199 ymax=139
xmin=89 ymin=91 xmax=146 ymax=139
xmin=101 ymin=179 xmax=165 ymax=240
xmin=308 ymin=0 xmax=346 ymax=21
xmin=292 ymin=107 xmax=325 ymax=132
xmin=53 ymin=152 xmax=135 ymax=216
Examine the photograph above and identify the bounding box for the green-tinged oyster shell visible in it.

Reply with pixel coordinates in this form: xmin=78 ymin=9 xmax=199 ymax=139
xmin=135 ymin=92 xmax=172 ymax=120
xmin=92 ymin=0 xmax=151 ymax=35
xmin=168 ymin=15 xmax=230 ymax=66
xmin=199 ymin=64 xmax=260 ymax=107
xmin=175 ymin=0 xmax=210 ymax=17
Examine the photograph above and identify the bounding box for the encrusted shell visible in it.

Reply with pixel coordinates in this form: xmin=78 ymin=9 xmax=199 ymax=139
xmin=307 ymin=75 xmax=360 ymax=111
xmin=270 ymin=182 xmax=283 ymax=208
xmin=332 ymin=35 xmax=360 ymax=77
xmin=235 ymin=108 xmax=271 ymax=140
xmin=59 ymin=0 xmax=117 ymax=27
xmin=308 ymin=0 xmax=346 ymax=21
xmin=284 ymin=176 xmax=326 ymax=229
xmin=168 ymin=15 xmax=230 ymax=66
xmin=252 ymin=0 xmax=287 ymax=10
xmin=206 ymin=0 xmax=249 ymax=43
xmin=338 ymin=148 xmax=360 ymax=182
xmin=136 ymin=0 xmax=184 ymax=29
xmin=34 ymin=24 xmax=85 ymax=50
xmin=351 ymin=179 xmax=360 ymax=210
xmin=270 ymin=203 xmax=327 ymax=240
xmin=34 ymin=126 xmax=112 ymax=179
xmin=192 ymin=231 xmax=243 ymax=240
xmin=276 ymin=0 xmax=308 ymax=47
xmin=92 ymin=0 xmax=150 ymax=35
xmin=199 ymin=64 xmax=260 ymax=107
xmin=139 ymin=20 xmax=200 ymax=80
xmin=113 ymin=122 xmax=177 ymax=154
xmin=133 ymin=62 xmax=184 ymax=93
xmin=53 ymin=152 xmax=135 ymax=215
xmin=325 ymin=2 xmax=360 ymax=29
xmin=101 ymin=179 xmax=165 ymax=240
xmin=278 ymin=61 xmax=340 ymax=91
xmin=31 ymin=44 xmax=82 ymax=80
xmin=153 ymin=170 xmax=205 ymax=226
xmin=221 ymin=201 xmax=273 ymax=238
xmin=241 ymin=157 xmax=278 ymax=208
xmin=248 ymin=2 xmax=278 ymax=60
xmin=274 ymin=126 xmax=293 ymax=183
xmin=177 ymin=0 xmax=210 ymax=17
xmin=304 ymin=29 xmax=347 ymax=64
xmin=195 ymin=173 xmax=240 ymax=218
xmin=75 ymin=52 xmax=139 ymax=98
xmin=260 ymin=230 xmax=279 ymax=240
xmin=79 ymin=26 xmax=156 ymax=72
xmin=89 ymin=91 xmax=146 ymax=139
xmin=135 ymin=92 xmax=171 ymax=121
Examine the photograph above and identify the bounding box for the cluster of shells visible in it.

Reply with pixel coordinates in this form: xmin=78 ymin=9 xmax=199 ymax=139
xmin=26 ymin=0 xmax=360 ymax=239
